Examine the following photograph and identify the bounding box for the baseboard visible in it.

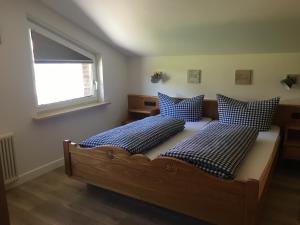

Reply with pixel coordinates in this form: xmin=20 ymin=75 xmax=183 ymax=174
xmin=6 ymin=157 xmax=64 ymax=190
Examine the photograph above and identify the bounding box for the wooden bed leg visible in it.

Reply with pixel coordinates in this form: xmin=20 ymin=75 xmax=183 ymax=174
xmin=63 ymin=140 xmax=72 ymax=176
xmin=245 ymin=180 xmax=259 ymax=225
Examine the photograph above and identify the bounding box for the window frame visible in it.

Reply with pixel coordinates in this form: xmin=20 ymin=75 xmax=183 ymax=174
xmin=28 ymin=20 xmax=102 ymax=113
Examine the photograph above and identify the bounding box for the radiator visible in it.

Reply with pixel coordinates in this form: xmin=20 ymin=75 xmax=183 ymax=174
xmin=0 ymin=133 xmax=18 ymax=185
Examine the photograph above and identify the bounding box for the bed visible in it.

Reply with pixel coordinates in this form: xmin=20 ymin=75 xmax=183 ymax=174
xmin=63 ymin=116 xmax=280 ymax=225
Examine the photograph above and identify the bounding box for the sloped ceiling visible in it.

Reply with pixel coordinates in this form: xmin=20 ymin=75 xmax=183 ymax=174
xmin=41 ymin=0 xmax=300 ymax=56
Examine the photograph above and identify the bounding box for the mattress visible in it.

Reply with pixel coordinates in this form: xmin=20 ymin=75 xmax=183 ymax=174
xmin=145 ymin=118 xmax=212 ymax=160
xmin=146 ymin=122 xmax=280 ymax=182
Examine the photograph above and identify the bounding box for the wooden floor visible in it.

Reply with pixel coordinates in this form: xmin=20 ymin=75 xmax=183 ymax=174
xmin=6 ymin=162 xmax=300 ymax=225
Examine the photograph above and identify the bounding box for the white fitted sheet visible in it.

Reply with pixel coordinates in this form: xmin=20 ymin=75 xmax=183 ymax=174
xmin=145 ymin=118 xmax=212 ymax=160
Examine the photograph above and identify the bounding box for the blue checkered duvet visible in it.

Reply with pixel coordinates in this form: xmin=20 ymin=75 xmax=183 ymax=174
xmin=80 ymin=115 xmax=185 ymax=154
xmin=161 ymin=121 xmax=259 ymax=179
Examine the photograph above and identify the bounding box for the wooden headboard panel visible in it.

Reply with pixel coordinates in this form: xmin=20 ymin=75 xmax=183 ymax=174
xmin=128 ymin=94 xmax=300 ymax=129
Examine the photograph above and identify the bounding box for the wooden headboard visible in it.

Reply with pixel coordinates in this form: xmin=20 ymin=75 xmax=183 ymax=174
xmin=128 ymin=94 xmax=300 ymax=129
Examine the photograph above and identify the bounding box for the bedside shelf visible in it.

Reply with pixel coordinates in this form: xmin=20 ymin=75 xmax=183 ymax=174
xmin=122 ymin=95 xmax=161 ymax=124
xmin=284 ymin=139 xmax=300 ymax=147
xmin=125 ymin=108 xmax=159 ymax=124
xmin=128 ymin=108 xmax=159 ymax=115
xmin=283 ymin=124 xmax=300 ymax=160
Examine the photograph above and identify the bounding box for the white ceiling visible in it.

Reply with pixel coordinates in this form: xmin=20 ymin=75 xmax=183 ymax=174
xmin=41 ymin=0 xmax=300 ymax=56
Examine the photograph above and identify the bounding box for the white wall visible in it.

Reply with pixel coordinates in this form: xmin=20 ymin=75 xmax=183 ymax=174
xmin=128 ymin=53 xmax=300 ymax=104
xmin=0 ymin=0 xmax=128 ymax=185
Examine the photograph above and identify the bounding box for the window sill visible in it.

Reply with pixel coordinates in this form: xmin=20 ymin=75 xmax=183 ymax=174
xmin=32 ymin=101 xmax=110 ymax=120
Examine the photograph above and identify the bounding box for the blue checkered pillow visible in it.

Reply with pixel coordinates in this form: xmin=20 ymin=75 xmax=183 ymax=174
xmin=217 ymin=94 xmax=280 ymax=131
xmin=158 ymin=92 xmax=204 ymax=122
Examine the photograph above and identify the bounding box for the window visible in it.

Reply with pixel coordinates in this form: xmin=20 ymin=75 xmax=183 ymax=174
xmin=28 ymin=21 xmax=101 ymax=112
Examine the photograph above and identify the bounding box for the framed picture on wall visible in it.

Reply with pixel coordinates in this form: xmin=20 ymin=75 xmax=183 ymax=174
xmin=187 ymin=70 xmax=201 ymax=83
xmin=235 ymin=70 xmax=252 ymax=85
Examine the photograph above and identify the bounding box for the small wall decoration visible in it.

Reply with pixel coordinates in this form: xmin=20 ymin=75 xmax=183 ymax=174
xmin=235 ymin=70 xmax=252 ymax=85
xmin=151 ymin=72 xmax=163 ymax=83
xmin=150 ymin=72 xmax=169 ymax=83
xmin=187 ymin=70 xmax=201 ymax=83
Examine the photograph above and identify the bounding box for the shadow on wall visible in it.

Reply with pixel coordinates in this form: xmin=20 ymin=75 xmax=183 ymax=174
xmin=40 ymin=0 xmax=137 ymax=56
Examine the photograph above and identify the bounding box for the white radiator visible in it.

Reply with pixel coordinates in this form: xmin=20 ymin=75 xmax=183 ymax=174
xmin=0 ymin=133 xmax=18 ymax=185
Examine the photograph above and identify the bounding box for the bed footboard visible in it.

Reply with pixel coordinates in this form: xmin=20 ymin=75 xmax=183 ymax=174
xmin=63 ymin=140 xmax=264 ymax=225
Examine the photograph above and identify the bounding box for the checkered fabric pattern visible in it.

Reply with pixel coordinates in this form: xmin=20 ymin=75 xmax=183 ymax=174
xmin=217 ymin=94 xmax=280 ymax=131
xmin=158 ymin=92 xmax=204 ymax=122
xmin=161 ymin=121 xmax=259 ymax=179
xmin=80 ymin=115 xmax=185 ymax=154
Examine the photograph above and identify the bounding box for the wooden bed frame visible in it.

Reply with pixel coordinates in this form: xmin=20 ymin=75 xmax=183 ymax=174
xmin=63 ymin=95 xmax=300 ymax=225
